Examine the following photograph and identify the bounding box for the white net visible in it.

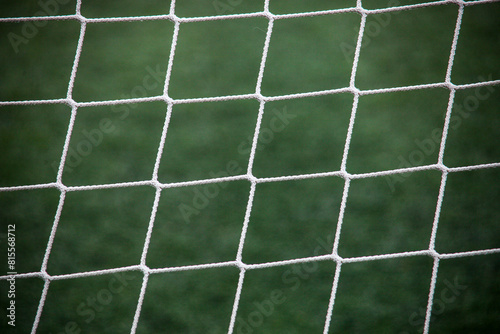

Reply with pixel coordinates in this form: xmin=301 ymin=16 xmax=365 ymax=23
xmin=1 ymin=0 xmax=499 ymax=333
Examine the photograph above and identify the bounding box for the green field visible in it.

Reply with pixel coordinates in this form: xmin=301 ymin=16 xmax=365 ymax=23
xmin=1 ymin=0 xmax=499 ymax=333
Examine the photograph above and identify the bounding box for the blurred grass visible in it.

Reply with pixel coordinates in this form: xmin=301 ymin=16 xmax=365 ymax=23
xmin=159 ymin=100 xmax=259 ymax=183
xmin=0 ymin=20 xmax=80 ymax=101
xmin=261 ymin=13 xmax=359 ymax=95
xmin=338 ymin=170 xmax=441 ymax=258
xmin=147 ymin=180 xmax=250 ymax=268
xmin=169 ymin=17 xmax=268 ymax=99
xmin=137 ymin=267 xmax=240 ymax=333
xmin=242 ymin=177 xmax=344 ymax=264
xmin=0 ymin=104 xmax=70 ymax=186
xmin=355 ymin=4 xmax=457 ymax=89
xmin=63 ymin=101 xmax=166 ymax=185
xmin=331 ymin=256 xmax=434 ymax=333
xmin=253 ymin=94 xmax=352 ymax=177
xmin=46 ymin=186 xmax=156 ymax=275
xmin=347 ymin=88 xmax=450 ymax=173
xmin=0 ymin=1 xmax=499 ymax=333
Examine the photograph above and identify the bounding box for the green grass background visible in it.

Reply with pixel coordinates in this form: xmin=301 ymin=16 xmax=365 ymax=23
xmin=1 ymin=0 xmax=499 ymax=333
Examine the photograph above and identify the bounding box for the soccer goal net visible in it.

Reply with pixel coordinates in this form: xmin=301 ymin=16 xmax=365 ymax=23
xmin=1 ymin=0 xmax=499 ymax=333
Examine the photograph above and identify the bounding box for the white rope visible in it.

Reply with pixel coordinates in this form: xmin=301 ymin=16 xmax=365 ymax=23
xmin=1 ymin=0 xmax=499 ymax=333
